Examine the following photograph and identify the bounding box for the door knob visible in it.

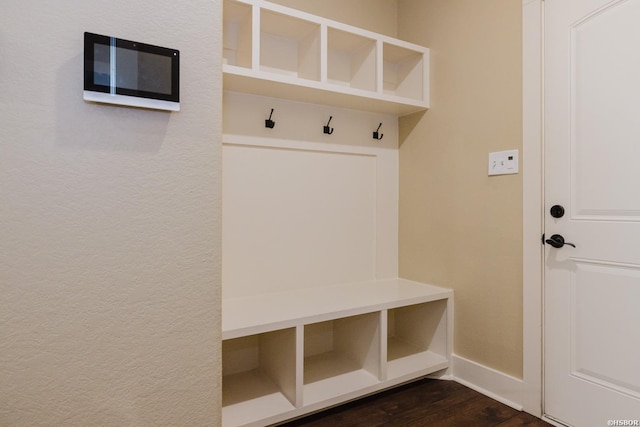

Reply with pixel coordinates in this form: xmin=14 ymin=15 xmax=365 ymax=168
xmin=545 ymin=234 xmax=576 ymax=249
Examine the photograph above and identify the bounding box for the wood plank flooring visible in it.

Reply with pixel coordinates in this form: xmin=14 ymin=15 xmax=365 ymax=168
xmin=279 ymin=378 xmax=551 ymax=426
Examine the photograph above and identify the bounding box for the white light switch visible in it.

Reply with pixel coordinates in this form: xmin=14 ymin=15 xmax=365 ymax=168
xmin=488 ymin=149 xmax=519 ymax=176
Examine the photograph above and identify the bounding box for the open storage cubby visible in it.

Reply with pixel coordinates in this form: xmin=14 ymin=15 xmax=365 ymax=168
xmin=327 ymin=28 xmax=377 ymax=91
xmin=303 ymin=313 xmax=381 ymax=405
xmin=386 ymin=300 xmax=449 ymax=381
xmin=222 ymin=328 xmax=299 ymax=427
xmin=383 ymin=42 xmax=425 ymax=100
xmin=259 ymin=9 xmax=321 ymax=81
xmin=222 ymin=0 xmax=430 ymax=115
xmin=221 ymin=279 xmax=452 ymax=426
xmin=223 ymin=0 xmax=253 ymax=68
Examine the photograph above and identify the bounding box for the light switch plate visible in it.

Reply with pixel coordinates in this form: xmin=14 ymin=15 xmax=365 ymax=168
xmin=488 ymin=149 xmax=519 ymax=176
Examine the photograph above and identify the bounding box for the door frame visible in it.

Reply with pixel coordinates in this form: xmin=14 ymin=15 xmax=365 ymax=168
xmin=522 ymin=0 xmax=544 ymax=418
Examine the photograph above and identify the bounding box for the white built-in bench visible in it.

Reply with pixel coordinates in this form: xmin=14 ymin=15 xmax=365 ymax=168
xmin=222 ymin=278 xmax=453 ymax=427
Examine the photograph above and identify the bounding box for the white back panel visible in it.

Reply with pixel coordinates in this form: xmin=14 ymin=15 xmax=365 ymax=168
xmin=223 ymin=143 xmax=376 ymax=298
xmin=223 ymin=92 xmax=398 ymax=299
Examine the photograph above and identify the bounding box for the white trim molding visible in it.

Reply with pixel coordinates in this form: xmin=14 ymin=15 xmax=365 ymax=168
xmin=522 ymin=0 xmax=544 ymax=418
xmin=452 ymin=354 xmax=524 ymax=411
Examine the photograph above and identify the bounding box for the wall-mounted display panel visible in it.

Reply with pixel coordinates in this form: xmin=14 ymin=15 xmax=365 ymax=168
xmin=83 ymin=32 xmax=180 ymax=111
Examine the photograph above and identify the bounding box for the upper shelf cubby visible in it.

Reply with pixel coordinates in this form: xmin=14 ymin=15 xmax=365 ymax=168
xmin=327 ymin=28 xmax=377 ymax=92
xmin=260 ymin=9 xmax=321 ymax=81
xmin=222 ymin=0 xmax=430 ymax=116
xmin=383 ymin=43 xmax=425 ymax=101
xmin=223 ymin=0 xmax=253 ymax=68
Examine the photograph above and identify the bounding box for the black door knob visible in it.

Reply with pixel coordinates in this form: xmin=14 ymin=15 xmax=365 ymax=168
xmin=545 ymin=234 xmax=576 ymax=249
xmin=550 ymin=205 xmax=565 ymax=218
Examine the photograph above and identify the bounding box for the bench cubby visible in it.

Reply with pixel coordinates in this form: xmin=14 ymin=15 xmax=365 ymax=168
xmin=222 ymin=279 xmax=452 ymax=427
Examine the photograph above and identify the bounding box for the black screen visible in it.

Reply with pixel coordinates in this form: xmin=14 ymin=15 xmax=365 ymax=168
xmin=84 ymin=32 xmax=179 ymax=102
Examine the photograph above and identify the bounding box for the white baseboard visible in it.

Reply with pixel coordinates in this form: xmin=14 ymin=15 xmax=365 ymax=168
xmin=452 ymin=354 xmax=524 ymax=411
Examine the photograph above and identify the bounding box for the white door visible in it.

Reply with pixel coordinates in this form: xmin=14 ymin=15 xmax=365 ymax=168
xmin=544 ymin=0 xmax=640 ymax=425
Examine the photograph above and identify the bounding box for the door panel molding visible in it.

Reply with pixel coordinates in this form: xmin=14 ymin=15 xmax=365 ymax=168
xmin=570 ymin=260 xmax=640 ymax=398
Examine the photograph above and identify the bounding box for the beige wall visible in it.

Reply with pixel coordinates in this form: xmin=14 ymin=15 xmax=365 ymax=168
xmin=0 ymin=1 xmax=222 ymax=425
xmin=267 ymin=0 xmax=398 ymax=37
xmin=397 ymin=0 xmax=523 ymax=377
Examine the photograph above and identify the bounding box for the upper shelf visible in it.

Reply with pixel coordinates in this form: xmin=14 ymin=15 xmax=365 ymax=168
xmin=223 ymin=0 xmax=430 ymax=116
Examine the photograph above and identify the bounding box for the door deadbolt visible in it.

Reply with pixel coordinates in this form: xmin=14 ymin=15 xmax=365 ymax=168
xmin=550 ymin=205 xmax=565 ymax=218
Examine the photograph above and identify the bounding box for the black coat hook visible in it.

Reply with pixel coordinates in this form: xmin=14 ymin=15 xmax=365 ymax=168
xmin=265 ymin=108 xmax=275 ymax=128
xmin=373 ymin=123 xmax=383 ymax=140
xmin=323 ymin=116 xmax=334 ymax=135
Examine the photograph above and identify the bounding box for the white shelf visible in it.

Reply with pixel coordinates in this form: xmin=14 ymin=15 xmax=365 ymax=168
xmin=221 ymin=278 xmax=452 ymax=426
xmin=222 ymin=0 xmax=430 ymax=116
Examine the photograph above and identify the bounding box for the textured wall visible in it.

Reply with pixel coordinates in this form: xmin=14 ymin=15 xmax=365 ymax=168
xmin=0 ymin=1 xmax=222 ymax=425
xmin=397 ymin=0 xmax=523 ymax=378
xmin=267 ymin=0 xmax=398 ymax=37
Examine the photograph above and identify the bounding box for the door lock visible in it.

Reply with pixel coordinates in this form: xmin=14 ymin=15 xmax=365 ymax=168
xmin=550 ymin=205 xmax=565 ymax=218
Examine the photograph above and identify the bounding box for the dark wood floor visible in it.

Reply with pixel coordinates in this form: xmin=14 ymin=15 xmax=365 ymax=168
xmin=279 ymin=379 xmax=551 ymax=427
